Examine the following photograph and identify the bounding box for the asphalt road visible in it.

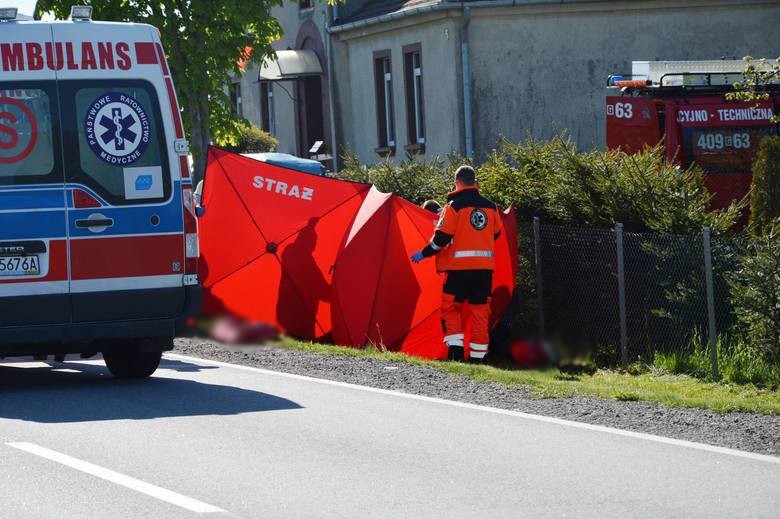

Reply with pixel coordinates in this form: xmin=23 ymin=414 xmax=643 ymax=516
xmin=0 ymin=354 xmax=778 ymax=519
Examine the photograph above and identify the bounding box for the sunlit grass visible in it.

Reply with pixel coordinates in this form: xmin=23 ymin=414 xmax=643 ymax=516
xmin=280 ymin=338 xmax=780 ymax=415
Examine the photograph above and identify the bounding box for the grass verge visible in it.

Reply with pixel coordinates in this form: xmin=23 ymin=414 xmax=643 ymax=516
xmin=281 ymin=339 xmax=780 ymax=415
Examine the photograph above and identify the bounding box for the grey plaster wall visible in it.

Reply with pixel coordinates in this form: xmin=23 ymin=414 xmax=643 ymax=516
xmin=235 ymin=3 xmax=332 ymax=157
xmin=467 ymin=0 xmax=780 ymax=157
xmin=334 ymin=13 xmax=464 ymax=165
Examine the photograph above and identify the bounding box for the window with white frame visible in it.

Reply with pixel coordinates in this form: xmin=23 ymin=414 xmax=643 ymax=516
xmin=403 ymin=44 xmax=425 ymax=148
xmin=373 ymin=50 xmax=395 ymax=151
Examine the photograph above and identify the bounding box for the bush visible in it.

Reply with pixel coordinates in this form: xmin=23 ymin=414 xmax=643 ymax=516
xmin=478 ymin=134 xmax=741 ymax=234
xmin=336 ymin=151 xmax=460 ymax=206
xmin=225 ymin=123 xmax=278 ymax=154
xmin=729 ymin=219 xmax=780 ymax=361
xmin=749 ymin=135 xmax=780 ymax=235
xmin=654 ymin=333 xmax=780 ymax=388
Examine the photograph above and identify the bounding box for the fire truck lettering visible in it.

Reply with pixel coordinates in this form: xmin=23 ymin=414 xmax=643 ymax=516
xmin=116 ymin=42 xmax=131 ymax=70
xmin=97 ymin=42 xmax=114 ymax=69
xmin=1 ymin=43 xmax=24 ymax=71
xmin=676 ymin=109 xmax=708 ymax=123
xmin=717 ymin=107 xmax=774 ymax=122
xmin=81 ymin=42 xmax=98 ymax=70
xmin=25 ymin=43 xmax=44 ymax=71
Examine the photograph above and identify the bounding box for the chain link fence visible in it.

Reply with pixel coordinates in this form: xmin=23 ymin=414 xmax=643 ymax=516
xmin=519 ymin=218 xmax=745 ymax=372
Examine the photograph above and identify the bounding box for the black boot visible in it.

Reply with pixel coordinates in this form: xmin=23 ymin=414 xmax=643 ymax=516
xmin=447 ymin=345 xmax=464 ymax=362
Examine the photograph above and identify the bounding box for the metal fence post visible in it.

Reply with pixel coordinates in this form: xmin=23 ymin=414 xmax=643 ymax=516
xmin=702 ymin=227 xmax=720 ymax=381
xmin=533 ymin=217 xmax=545 ymax=339
xmin=616 ymin=223 xmax=628 ymax=367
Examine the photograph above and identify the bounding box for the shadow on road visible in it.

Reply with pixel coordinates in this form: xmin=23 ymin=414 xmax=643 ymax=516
xmin=0 ymin=358 xmax=302 ymax=423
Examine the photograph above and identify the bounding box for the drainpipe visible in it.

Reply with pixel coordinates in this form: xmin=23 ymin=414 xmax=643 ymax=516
xmin=460 ymin=5 xmax=474 ymax=159
xmin=325 ymin=4 xmax=340 ymax=172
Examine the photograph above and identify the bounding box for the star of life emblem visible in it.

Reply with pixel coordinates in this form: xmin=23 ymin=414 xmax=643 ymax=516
xmin=470 ymin=208 xmax=488 ymax=230
xmin=84 ymin=92 xmax=151 ymax=166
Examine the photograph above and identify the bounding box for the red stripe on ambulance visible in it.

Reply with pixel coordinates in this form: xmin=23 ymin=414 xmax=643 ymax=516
xmin=70 ymin=234 xmax=184 ymax=280
xmin=134 ymin=42 xmax=158 ymax=65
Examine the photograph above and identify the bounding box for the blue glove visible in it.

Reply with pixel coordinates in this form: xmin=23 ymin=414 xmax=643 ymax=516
xmin=411 ymin=251 xmax=425 ymax=263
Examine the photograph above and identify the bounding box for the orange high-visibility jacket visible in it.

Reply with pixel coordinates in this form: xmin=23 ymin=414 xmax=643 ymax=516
xmin=422 ymin=186 xmax=503 ymax=271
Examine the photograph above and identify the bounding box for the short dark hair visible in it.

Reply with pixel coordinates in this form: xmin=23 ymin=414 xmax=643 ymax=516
xmin=422 ymin=200 xmax=442 ymax=213
xmin=454 ymin=165 xmax=476 ymax=185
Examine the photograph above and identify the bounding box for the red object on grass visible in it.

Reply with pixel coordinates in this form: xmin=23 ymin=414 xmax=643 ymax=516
xmin=509 ymin=339 xmax=550 ymax=368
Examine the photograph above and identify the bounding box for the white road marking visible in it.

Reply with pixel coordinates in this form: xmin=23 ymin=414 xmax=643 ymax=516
xmin=6 ymin=442 xmax=224 ymax=514
xmin=165 ymin=353 xmax=780 ymax=466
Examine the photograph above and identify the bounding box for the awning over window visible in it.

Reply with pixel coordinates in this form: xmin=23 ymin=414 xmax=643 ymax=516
xmin=259 ymin=50 xmax=323 ymax=81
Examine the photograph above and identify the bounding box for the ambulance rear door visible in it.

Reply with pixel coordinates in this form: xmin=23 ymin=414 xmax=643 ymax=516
xmin=0 ymin=22 xmax=71 ymax=327
xmin=51 ymin=22 xmax=186 ymax=323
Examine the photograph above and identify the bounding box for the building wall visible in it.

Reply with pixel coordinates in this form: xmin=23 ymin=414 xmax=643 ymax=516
xmin=235 ymin=3 xmax=332 ymax=157
xmin=333 ymin=11 xmax=464 ymax=165
xmin=238 ymin=0 xmax=780 ymax=167
xmin=467 ymin=0 xmax=780 ymax=156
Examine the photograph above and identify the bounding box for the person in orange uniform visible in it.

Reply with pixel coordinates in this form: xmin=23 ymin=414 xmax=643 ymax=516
xmin=411 ymin=166 xmax=503 ymax=362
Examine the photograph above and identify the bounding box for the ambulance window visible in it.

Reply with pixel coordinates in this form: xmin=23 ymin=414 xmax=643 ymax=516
xmin=59 ymin=80 xmax=171 ymax=205
xmin=0 ymin=86 xmax=60 ymax=185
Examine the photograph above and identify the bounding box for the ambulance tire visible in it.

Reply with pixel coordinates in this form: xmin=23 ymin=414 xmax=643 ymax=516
xmin=103 ymin=344 xmax=162 ymax=379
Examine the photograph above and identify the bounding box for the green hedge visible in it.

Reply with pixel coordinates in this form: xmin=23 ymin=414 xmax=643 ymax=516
xmin=224 ymin=123 xmax=278 ymax=154
xmin=750 ymin=135 xmax=780 ymax=235
xmin=339 ymin=134 xmax=741 ymax=234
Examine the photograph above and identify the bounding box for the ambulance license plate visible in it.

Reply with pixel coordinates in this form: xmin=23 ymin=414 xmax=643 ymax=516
xmin=0 ymin=255 xmax=40 ymax=276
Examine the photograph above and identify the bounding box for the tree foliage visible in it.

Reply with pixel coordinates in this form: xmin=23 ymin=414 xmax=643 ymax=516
xmin=726 ymin=56 xmax=780 ymax=123
xmin=36 ymin=0 xmax=335 ymax=180
xmin=730 ymin=219 xmax=780 ymax=361
xmin=749 ymin=136 xmax=780 ymax=235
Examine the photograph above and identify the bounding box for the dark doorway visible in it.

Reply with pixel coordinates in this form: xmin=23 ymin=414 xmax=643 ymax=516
xmin=299 ymin=76 xmax=325 ymax=157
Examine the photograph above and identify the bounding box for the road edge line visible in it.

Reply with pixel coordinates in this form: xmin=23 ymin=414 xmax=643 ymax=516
xmin=164 ymin=352 xmax=780 ymax=466
xmin=6 ymin=441 xmax=225 ymax=514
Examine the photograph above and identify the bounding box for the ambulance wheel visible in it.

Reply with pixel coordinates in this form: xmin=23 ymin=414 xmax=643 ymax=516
xmin=103 ymin=346 xmax=162 ymax=379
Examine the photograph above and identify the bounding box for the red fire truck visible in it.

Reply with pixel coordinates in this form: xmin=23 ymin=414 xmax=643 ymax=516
xmin=606 ymin=61 xmax=780 ymax=209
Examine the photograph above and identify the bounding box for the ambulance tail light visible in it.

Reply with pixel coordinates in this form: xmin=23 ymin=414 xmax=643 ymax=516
xmin=182 ymin=185 xmax=199 ymax=282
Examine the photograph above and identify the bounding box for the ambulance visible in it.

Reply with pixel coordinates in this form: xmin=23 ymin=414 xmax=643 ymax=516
xmin=606 ymin=60 xmax=780 ymax=210
xmin=0 ymin=7 xmax=200 ymax=377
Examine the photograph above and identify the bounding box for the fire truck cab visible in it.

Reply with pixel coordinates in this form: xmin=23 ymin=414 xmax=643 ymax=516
xmin=0 ymin=7 xmax=200 ymax=377
xmin=606 ymin=60 xmax=780 ymax=209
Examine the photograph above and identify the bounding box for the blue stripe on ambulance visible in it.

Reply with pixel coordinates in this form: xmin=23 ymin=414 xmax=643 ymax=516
xmin=0 ymin=210 xmax=68 ymax=240
xmin=0 ymin=188 xmax=65 ymax=211
xmin=67 ymin=182 xmax=184 ymax=237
